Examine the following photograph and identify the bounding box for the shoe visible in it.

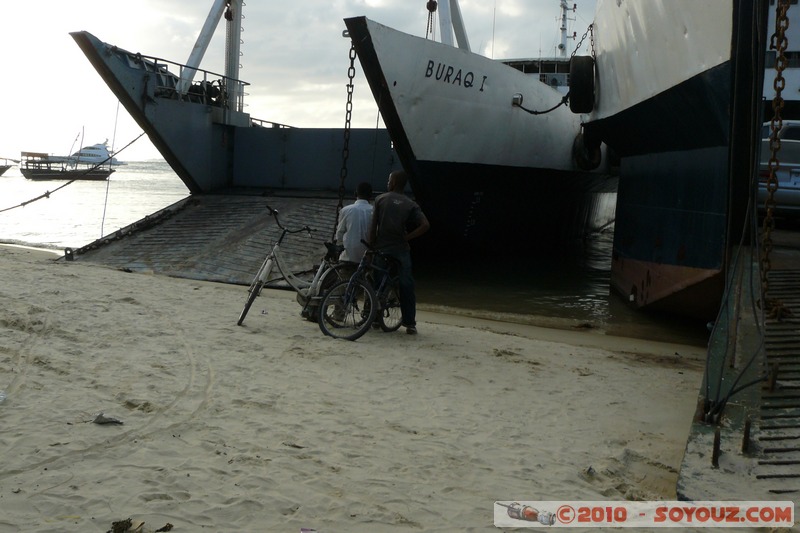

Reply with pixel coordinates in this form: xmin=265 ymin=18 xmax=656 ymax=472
xmin=405 ymin=326 xmax=417 ymax=335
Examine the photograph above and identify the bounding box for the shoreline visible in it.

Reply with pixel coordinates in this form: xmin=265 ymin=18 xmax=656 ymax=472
xmin=1 ymin=242 xmax=710 ymax=350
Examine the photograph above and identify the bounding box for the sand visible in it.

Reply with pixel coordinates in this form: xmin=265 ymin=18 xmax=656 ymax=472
xmin=0 ymin=244 xmax=709 ymax=532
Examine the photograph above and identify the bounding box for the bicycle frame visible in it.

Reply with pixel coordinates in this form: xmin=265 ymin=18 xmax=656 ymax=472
xmin=366 ymin=256 xmax=397 ymax=298
xmin=317 ymin=244 xmax=401 ymax=339
xmin=266 ymin=244 xmax=314 ymax=292
xmin=238 ymin=205 xmax=342 ymax=326
xmin=351 ymin=246 xmax=398 ymax=300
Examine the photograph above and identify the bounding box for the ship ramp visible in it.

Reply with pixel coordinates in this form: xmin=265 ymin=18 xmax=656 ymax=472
xmin=68 ymin=193 xmax=343 ymax=286
xmin=679 ymin=228 xmax=800 ymax=503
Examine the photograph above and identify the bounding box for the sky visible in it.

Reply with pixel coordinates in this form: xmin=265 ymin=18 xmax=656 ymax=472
xmin=0 ymin=0 xmax=596 ymax=161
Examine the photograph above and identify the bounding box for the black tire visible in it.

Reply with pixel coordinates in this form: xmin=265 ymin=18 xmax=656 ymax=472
xmin=318 ymin=279 xmax=377 ymax=341
xmin=379 ymin=284 xmax=403 ymax=332
xmin=237 ymin=258 xmax=272 ymax=326
xmin=569 ymin=55 xmax=595 ymax=114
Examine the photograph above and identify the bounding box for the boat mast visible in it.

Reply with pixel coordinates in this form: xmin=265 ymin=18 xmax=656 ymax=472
xmin=177 ymin=0 xmax=228 ymax=96
xmin=176 ymin=0 xmax=243 ymax=111
xmin=557 ymin=1 xmax=576 ymax=58
xmin=438 ymin=0 xmax=471 ymax=51
xmin=225 ymin=0 xmax=243 ymax=109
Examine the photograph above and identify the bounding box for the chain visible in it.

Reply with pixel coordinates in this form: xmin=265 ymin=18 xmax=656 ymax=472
xmin=426 ymin=1 xmax=437 ymax=40
xmin=760 ymin=0 xmax=791 ymax=319
xmin=571 ymin=23 xmax=595 ymax=59
xmin=333 ymin=43 xmax=357 ymax=241
xmin=513 ymin=24 xmax=595 ymax=117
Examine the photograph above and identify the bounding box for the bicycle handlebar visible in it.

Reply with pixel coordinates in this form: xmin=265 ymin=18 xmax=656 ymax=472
xmin=266 ymin=204 xmax=315 ymax=236
xmin=359 ymin=239 xmax=396 ymax=261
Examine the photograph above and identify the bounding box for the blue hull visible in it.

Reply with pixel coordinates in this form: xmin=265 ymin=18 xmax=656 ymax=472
xmin=581 ymin=0 xmax=765 ymax=319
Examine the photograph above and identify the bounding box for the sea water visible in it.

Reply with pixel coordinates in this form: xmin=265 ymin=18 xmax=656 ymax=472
xmin=414 ymin=227 xmax=709 ymax=346
xmin=0 ymin=160 xmax=189 ymax=249
xmin=0 ymin=161 xmax=709 ymax=346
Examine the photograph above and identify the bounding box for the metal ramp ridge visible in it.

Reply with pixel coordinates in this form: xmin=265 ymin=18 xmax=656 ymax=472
xmin=677 ymin=234 xmax=800 ymax=504
xmin=756 ymin=269 xmax=800 ymax=494
xmin=71 ymin=194 xmax=343 ymax=285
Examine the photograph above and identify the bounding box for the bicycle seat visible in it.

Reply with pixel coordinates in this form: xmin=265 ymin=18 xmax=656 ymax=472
xmin=372 ymin=252 xmax=400 ymax=275
xmin=324 ymin=241 xmax=344 ymax=261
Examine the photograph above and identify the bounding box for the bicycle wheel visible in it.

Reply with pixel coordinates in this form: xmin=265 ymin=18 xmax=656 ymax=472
xmin=237 ymin=257 xmax=273 ymax=326
xmin=318 ymin=278 xmax=377 ymax=341
xmin=378 ymin=284 xmax=402 ymax=332
xmin=301 ymin=263 xmax=352 ymax=321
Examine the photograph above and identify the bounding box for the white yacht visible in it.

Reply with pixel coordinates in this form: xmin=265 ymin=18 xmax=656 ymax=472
xmin=69 ymin=141 xmax=126 ymax=166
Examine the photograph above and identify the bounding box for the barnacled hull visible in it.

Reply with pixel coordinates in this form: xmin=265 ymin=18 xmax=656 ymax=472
xmin=581 ymin=0 xmax=765 ymax=319
xmin=344 ymin=16 xmax=617 ymax=256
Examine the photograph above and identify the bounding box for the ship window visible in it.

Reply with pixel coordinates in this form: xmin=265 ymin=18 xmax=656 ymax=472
xmin=765 ymin=50 xmax=800 ymax=69
xmin=782 ymin=126 xmax=800 ymax=140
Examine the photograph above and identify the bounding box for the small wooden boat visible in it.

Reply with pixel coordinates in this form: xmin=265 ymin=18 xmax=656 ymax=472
xmin=20 ymin=150 xmax=114 ymax=181
xmin=0 ymin=159 xmax=13 ymax=177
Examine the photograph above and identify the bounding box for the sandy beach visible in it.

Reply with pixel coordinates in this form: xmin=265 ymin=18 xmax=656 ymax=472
xmin=0 ymin=244 xmax=708 ymax=532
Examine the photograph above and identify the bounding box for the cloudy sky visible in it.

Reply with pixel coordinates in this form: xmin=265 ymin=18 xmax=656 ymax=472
xmin=0 ymin=0 xmax=596 ymax=161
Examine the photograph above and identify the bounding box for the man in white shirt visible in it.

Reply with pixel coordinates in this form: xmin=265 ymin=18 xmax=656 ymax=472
xmin=335 ymin=182 xmax=373 ymax=263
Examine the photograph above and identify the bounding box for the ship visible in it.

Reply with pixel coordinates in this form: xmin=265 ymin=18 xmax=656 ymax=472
xmin=570 ymin=0 xmax=767 ymax=319
xmin=69 ymin=141 xmax=126 ymax=166
xmin=70 ymin=0 xmax=397 ymax=200
xmin=344 ymin=0 xmax=770 ymax=319
xmin=71 ymin=0 xmax=771 ymax=320
xmin=344 ymin=1 xmax=617 ymax=256
xmin=19 ymin=141 xmax=120 ymax=181
xmin=71 ymin=0 xmax=615 ymax=262
xmin=0 ymin=159 xmax=13 ymax=177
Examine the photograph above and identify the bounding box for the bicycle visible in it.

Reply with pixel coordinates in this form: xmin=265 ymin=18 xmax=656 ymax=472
xmin=317 ymin=241 xmax=402 ymax=340
xmin=237 ymin=205 xmax=347 ymax=326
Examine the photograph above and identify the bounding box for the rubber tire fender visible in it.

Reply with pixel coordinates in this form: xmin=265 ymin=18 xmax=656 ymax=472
xmin=569 ymin=55 xmax=595 ymax=114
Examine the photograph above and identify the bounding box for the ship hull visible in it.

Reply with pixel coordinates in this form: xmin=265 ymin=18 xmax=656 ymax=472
xmin=70 ymin=31 xmax=399 ymax=197
xmin=21 ymin=168 xmax=114 ymax=181
xmin=410 ymin=160 xmax=615 ymax=255
xmin=582 ymin=0 xmax=765 ymax=319
xmin=345 ymin=17 xmax=616 ymax=256
xmin=73 ymin=23 xmax=614 ymax=261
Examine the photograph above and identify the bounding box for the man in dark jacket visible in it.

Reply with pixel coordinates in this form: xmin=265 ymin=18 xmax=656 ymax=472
xmin=369 ymin=170 xmax=430 ymax=334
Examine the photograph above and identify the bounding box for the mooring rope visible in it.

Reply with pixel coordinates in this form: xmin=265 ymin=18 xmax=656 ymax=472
xmin=100 ymin=101 xmax=123 ymax=238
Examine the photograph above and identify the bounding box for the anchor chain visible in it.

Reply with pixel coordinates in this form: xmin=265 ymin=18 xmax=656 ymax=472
xmin=515 ymin=23 xmax=594 ymax=116
xmin=426 ymin=1 xmax=438 ymax=40
xmin=571 ymin=23 xmax=595 ymax=60
xmin=761 ymin=0 xmax=792 ymax=320
xmin=333 ymin=42 xmax=357 ymax=241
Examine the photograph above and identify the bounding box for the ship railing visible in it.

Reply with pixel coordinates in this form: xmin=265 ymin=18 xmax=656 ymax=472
xmin=118 ymin=48 xmax=250 ymax=112
xmin=19 ymin=152 xmax=101 ymax=171
xmin=250 ymin=118 xmax=294 ymax=129
xmin=539 ymin=72 xmax=569 ymax=89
